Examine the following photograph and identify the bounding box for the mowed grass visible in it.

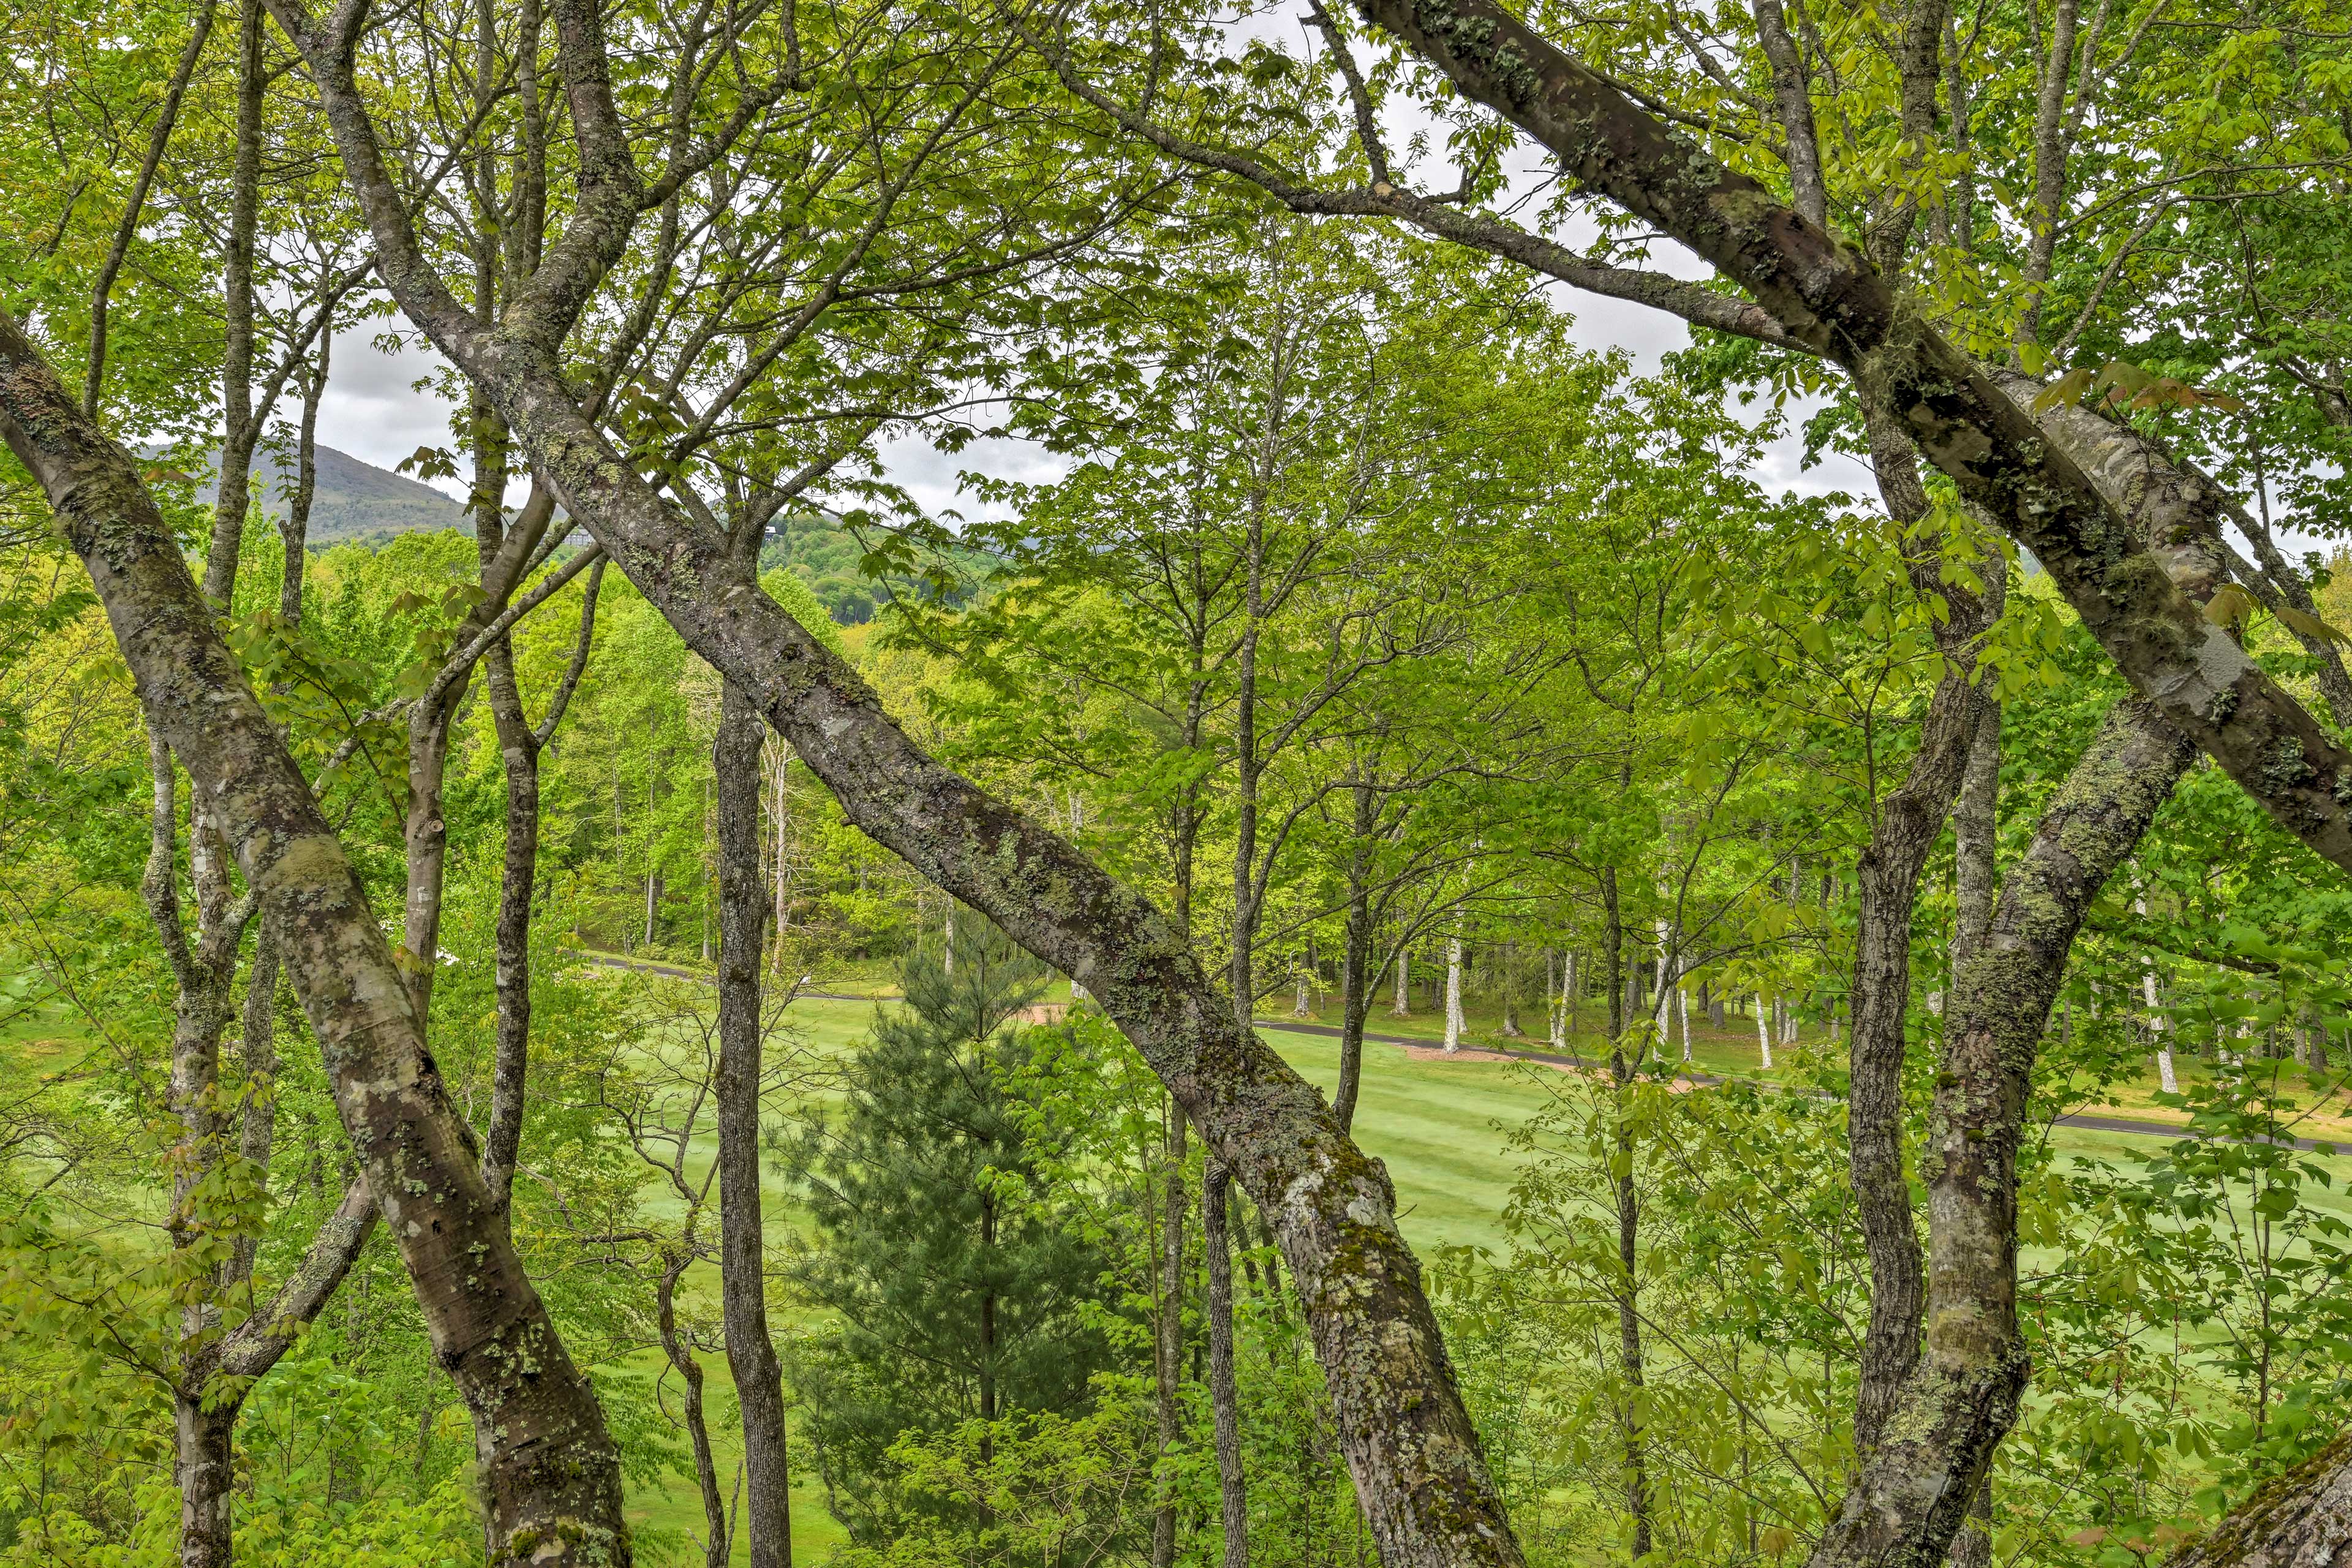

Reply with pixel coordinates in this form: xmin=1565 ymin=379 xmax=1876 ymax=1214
xmin=604 ymin=978 xmax=2352 ymax=1555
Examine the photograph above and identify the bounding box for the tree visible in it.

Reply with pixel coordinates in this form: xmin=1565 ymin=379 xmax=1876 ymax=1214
xmin=782 ymin=919 xmax=1115 ymax=1543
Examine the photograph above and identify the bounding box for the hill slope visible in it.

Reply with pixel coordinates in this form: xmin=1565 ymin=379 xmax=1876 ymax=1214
xmin=243 ymin=443 xmax=472 ymax=541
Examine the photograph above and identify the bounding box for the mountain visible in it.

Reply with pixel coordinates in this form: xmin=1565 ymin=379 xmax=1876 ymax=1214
xmin=219 ymin=443 xmax=473 ymax=542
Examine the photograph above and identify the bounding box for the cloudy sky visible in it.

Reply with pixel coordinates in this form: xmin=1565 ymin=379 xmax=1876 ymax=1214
xmin=311 ymin=255 xmax=1858 ymax=532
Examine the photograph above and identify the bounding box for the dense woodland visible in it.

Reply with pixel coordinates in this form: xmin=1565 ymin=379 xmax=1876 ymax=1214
xmin=1 ymin=0 xmax=2350 ymax=1562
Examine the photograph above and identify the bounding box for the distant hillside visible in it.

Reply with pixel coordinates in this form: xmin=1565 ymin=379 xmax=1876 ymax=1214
xmin=187 ymin=445 xmax=987 ymax=625
xmin=191 ymin=443 xmax=473 ymax=542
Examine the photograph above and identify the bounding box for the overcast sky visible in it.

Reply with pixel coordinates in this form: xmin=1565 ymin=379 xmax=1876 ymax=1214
xmin=312 ymin=257 xmax=1858 ymax=531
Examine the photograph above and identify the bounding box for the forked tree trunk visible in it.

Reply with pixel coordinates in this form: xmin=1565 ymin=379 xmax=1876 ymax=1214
xmin=1817 ymin=700 xmax=2194 ymax=1568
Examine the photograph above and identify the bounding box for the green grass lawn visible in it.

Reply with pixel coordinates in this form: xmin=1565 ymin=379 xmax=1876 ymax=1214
xmin=578 ymin=978 xmax=2352 ymax=1556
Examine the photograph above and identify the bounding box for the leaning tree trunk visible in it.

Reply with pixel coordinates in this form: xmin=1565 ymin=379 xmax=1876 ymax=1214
xmin=272 ymin=0 xmax=1532 ymax=1542
xmin=2166 ymin=1431 xmax=2352 ymax=1568
xmin=0 ymin=314 xmax=633 ymax=1567
xmin=1354 ymin=0 xmax=2352 ymax=877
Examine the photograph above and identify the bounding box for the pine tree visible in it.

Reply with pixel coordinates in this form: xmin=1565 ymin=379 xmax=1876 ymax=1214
xmin=783 ymin=920 xmax=1114 ymax=1542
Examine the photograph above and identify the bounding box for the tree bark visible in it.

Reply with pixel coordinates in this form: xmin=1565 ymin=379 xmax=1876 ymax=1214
xmin=655 ymin=1252 xmax=730 ymax=1568
xmin=0 ymin=314 xmax=632 ymax=1567
xmin=1608 ymin=990 xmax=1652 ymax=1556
xmin=1749 ymin=0 xmax=1825 ymax=225
xmin=717 ymin=680 xmax=794 ymax=1568
xmin=1847 ymin=655 xmax=1983 ymax=1456
xmin=279 ymin=333 xmax=326 ymax=623
xmin=1205 ymin=1159 xmax=1250 ymax=1568
xmin=481 ymin=644 xmax=539 ymax=1212
xmin=482 ymin=524 xmax=597 ymax=1212
xmin=2165 ymin=1431 xmax=2352 ymax=1568
xmin=175 ymin=1392 xmax=236 ymax=1568
xmin=1442 ymin=932 xmax=1463 ymax=1052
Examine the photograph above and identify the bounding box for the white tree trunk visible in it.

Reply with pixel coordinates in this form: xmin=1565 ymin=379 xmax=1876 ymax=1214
xmin=2136 ymin=891 xmax=2176 ymax=1093
xmin=1392 ymin=948 xmax=1411 ymax=1017
xmin=1677 ymin=984 xmax=1691 ymax=1065
xmin=1756 ymin=995 xmax=1774 ymax=1070
xmin=1294 ymin=966 xmax=1311 ymax=1018
xmin=1443 ymin=936 xmax=1464 ymax=1054
xmin=769 ymin=744 xmax=791 ymax=973
xmin=1551 ymin=950 xmax=1571 ymax=1050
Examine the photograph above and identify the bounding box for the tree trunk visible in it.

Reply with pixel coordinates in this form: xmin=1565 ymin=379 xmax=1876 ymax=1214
xmin=2166 ymin=1432 xmax=2352 ymax=1568
xmin=1607 ymin=992 xmax=1652 ymax=1553
xmin=230 ymin=925 xmax=279 ymax=1287
xmin=1391 ymin=947 xmax=1410 ymax=1016
xmin=1205 ymin=1160 xmax=1249 ymax=1568
xmin=1818 ymin=699 xmax=2195 ymax=1568
xmin=279 ymin=331 xmax=326 ymax=622
xmin=656 ymin=1254 xmax=729 ymax=1568
xmin=199 ymin=0 xmax=264 ymax=609
xmin=481 ymin=646 xmax=539 ymax=1213
xmin=1442 ymin=930 xmax=1463 ymax=1053
xmin=0 ymin=315 xmax=633 ymax=1566
xmin=1153 ymin=1109 xmax=1188 ymax=1568
xmin=1564 ymin=949 xmax=1578 ymax=1042
xmin=1335 ymin=797 xmax=1374 ymax=1134
xmin=1847 ymin=654 xmax=1981 ymax=1457
xmin=402 ymin=691 xmax=466 ymax=1017
xmin=717 ymin=681 xmax=794 ymax=1568
xmin=175 ymin=1387 xmax=236 ymax=1568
